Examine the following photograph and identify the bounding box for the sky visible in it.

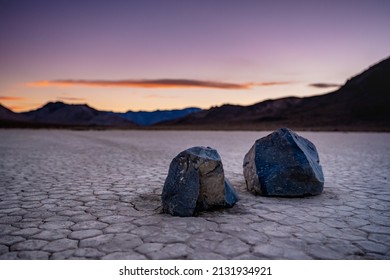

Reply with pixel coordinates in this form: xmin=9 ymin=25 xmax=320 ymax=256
xmin=0 ymin=0 xmax=389 ymax=112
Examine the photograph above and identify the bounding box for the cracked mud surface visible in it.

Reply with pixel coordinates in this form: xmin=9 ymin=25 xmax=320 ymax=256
xmin=0 ymin=130 xmax=389 ymax=259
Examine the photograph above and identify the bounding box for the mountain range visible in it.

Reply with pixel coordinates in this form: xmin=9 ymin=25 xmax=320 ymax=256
xmin=0 ymin=102 xmax=200 ymax=128
xmin=157 ymin=56 xmax=390 ymax=131
xmin=1 ymin=56 xmax=389 ymax=131
xmin=108 ymin=107 xmax=201 ymax=126
xmin=0 ymin=104 xmax=31 ymax=124
xmin=22 ymin=102 xmax=137 ymax=128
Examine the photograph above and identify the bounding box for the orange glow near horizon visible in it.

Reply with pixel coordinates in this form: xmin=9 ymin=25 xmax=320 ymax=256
xmin=0 ymin=96 xmax=26 ymax=101
xmin=0 ymin=102 xmax=36 ymax=112
xmin=8 ymin=105 xmax=26 ymax=111
xmin=3 ymin=78 xmax=333 ymax=113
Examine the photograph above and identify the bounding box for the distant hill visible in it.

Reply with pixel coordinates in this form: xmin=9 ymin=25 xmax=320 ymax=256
xmin=156 ymin=57 xmax=390 ymax=131
xmin=0 ymin=102 xmax=199 ymax=128
xmin=20 ymin=102 xmax=137 ymax=127
xmin=110 ymin=107 xmax=201 ymax=126
xmin=0 ymin=103 xmax=31 ymax=123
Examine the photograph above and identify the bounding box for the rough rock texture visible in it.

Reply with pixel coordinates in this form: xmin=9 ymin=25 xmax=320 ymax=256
xmin=243 ymin=128 xmax=324 ymax=197
xmin=162 ymin=146 xmax=238 ymax=216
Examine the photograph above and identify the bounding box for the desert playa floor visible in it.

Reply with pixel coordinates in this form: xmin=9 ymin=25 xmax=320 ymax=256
xmin=0 ymin=130 xmax=389 ymax=259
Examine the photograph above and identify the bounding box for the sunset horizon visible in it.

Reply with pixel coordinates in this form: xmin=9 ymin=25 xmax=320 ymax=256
xmin=1 ymin=0 xmax=389 ymax=112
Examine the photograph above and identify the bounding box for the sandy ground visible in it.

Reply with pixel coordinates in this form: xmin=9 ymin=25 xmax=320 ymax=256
xmin=0 ymin=129 xmax=389 ymax=259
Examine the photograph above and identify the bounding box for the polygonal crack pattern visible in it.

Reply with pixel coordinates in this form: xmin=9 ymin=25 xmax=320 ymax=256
xmin=0 ymin=130 xmax=389 ymax=259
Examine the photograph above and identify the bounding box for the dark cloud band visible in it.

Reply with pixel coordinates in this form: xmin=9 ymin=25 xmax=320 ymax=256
xmin=309 ymin=83 xmax=341 ymax=88
xmin=29 ymin=79 xmax=292 ymax=90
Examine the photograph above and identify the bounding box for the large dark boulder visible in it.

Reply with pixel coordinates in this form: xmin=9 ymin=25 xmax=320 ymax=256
xmin=243 ymin=128 xmax=324 ymax=197
xmin=162 ymin=146 xmax=238 ymax=216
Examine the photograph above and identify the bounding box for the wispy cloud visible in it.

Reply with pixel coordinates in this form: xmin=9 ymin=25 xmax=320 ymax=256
xmin=28 ymin=79 xmax=293 ymax=90
xmin=250 ymin=81 xmax=293 ymax=86
xmin=57 ymin=96 xmax=86 ymax=101
xmin=309 ymin=83 xmax=341 ymax=89
xmin=0 ymin=96 xmax=25 ymax=101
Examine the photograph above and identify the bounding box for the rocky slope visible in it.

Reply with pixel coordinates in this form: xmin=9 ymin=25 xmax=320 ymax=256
xmin=157 ymin=57 xmax=390 ymax=131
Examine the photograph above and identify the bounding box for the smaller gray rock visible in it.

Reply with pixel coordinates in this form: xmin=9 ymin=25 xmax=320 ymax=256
xmin=243 ymin=128 xmax=324 ymax=197
xmin=162 ymin=146 xmax=238 ymax=216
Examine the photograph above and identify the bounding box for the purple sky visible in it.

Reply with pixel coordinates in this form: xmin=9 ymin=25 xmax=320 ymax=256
xmin=0 ymin=0 xmax=389 ymax=112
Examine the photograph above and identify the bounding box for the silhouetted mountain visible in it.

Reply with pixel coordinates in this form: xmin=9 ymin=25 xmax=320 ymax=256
xmin=157 ymin=57 xmax=390 ymax=131
xmin=22 ymin=102 xmax=137 ymax=127
xmin=110 ymin=107 xmax=201 ymax=126
xmin=1 ymin=102 xmax=199 ymax=128
xmin=0 ymin=104 xmax=31 ymax=123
